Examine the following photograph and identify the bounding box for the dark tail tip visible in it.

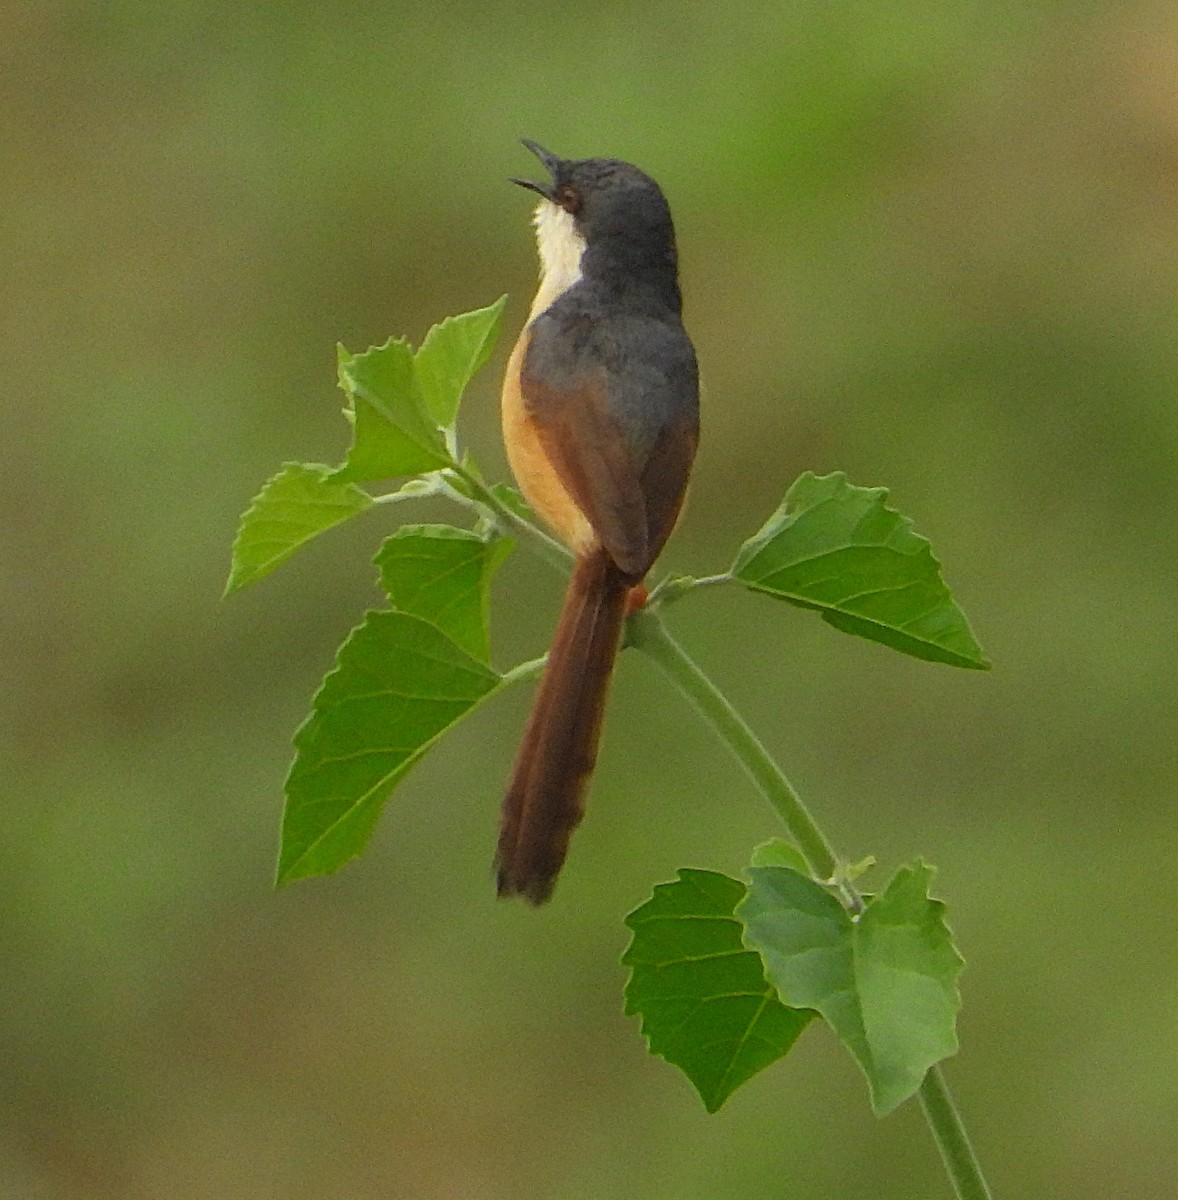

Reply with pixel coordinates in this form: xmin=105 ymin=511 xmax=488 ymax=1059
xmin=496 ymin=865 xmax=556 ymax=906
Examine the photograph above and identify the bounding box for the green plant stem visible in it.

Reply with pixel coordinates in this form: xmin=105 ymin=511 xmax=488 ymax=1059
xmin=626 ymin=607 xmax=838 ymax=882
xmin=445 ymin=464 xmax=571 ymax=571
xmin=627 ymin=605 xmax=993 ymax=1200
xmin=919 ymin=1067 xmax=993 ymax=1200
xmin=646 ymin=571 xmax=734 ymax=607
xmin=452 ymin=450 xmax=991 ymax=1198
xmin=500 ymin=654 xmax=546 ymax=687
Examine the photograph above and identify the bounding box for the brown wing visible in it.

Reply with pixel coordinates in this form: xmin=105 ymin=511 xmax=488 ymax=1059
xmin=640 ymin=408 xmax=699 ymax=562
xmin=521 ymin=369 xmax=653 ymax=578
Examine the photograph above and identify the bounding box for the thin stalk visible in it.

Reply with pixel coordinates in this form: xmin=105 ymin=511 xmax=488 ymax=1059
xmin=500 ymin=654 xmax=547 ymax=687
xmin=626 ymin=604 xmax=994 ymax=1200
xmin=687 ymin=572 xmax=735 ymax=592
xmin=469 ymin=455 xmax=991 ymax=1198
xmin=372 ymin=479 xmax=440 ymax=504
xmin=444 ymin=464 xmax=571 ymax=571
xmin=646 ymin=571 xmax=734 ymax=607
xmin=626 ymin=607 xmax=837 ymax=882
xmin=919 ymin=1066 xmax=993 ymax=1200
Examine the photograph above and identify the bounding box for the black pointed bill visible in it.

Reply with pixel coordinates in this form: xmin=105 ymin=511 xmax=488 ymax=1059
xmin=509 ymin=138 xmax=563 ymax=201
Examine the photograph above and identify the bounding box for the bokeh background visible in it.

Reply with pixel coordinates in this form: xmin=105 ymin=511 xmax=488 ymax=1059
xmin=4 ymin=2 xmax=1178 ymax=1196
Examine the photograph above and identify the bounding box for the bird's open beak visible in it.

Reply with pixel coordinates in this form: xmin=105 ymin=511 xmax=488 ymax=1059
xmin=509 ymin=138 xmax=562 ymax=201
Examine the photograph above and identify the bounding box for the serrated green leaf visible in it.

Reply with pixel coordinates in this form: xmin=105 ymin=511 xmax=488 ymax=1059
xmin=277 ymin=610 xmax=501 ymax=885
xmin=732 ymin=472 xmax=989 ymax=670
xmin=738 ymin=862 xmax=963 ymax=1115
xmin=374 ymin=525 xmax=513 ymax=662
xmin=623 ymin=869 xmax=814 ymax=1113
xmin=224 ymin=463 xmax=373 ymax=596
xmin=414 ymin=296 xmax=507 ymax=426
xmin=334 ymin=337 xmax=451 ymax=481
xmin=854 ymin=864 xmax=963 ymax=1112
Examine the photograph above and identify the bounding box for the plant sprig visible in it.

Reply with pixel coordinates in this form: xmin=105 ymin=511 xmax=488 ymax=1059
xmin=226 ymin=300 xmax=993 ymax=1199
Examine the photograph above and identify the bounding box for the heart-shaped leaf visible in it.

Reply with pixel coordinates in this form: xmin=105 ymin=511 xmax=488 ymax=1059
xmin=374 ymin=525 xmax=513 ymax=662
xmin=738 ymin=861 xmax=963 ymax=1114
xmin=278 ymin=611 xmax=501 ymax=885
xmin=733 ymin=472 xmax=989 ymax=670
xmin=624 ymin=869 xmax=814 ymax=1112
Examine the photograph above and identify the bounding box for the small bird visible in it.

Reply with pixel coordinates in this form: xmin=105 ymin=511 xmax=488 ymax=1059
xmin=497 ymin=140 xmax=700 ymax=903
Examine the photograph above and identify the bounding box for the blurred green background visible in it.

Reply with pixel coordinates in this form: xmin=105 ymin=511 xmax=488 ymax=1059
xmin=4 ymin=1 xmax=1177 ymax=1196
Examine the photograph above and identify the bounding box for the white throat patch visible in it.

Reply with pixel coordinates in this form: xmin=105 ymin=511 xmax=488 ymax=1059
xmin=528 ymin=200 xmax=585 ymax=320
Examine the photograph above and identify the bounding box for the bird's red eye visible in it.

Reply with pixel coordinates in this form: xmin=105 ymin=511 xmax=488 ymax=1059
xmin=558 ymin=186 xmax=581 ymax=214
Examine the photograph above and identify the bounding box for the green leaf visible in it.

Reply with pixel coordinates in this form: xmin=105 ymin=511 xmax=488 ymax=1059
xmin=414 ymin=296 xmax=508 ymax=426
xmin=749 ymin=838 xmax=810 ymax=873
xmin=623 ymin=869 xmax=814 ymax=1113
xmin=335 ymin=337 xmax=451 ymax=481
xmin=732 ymin=472 xmax=989 ymax=670
xmin=854 ymin=864 xmax=963 ymax=1111
xmin=277 ymin=610 xmax=501 ymax=885
xmin=738 ymin=862 xmax=963 ymax=1115
xmin=374 ymin=525 xmax=513 ymax=662
xmin=224 ymin=463 xmax=373 ymax=596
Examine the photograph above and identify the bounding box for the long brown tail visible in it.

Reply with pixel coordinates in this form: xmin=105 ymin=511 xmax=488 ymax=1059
xmin=496 ymin=548 xmax=632 ymax=904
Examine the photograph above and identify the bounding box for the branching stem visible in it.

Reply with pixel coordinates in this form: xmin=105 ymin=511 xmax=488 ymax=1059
xmin=444 ymin=463 xmax=571 ymax=570
xmin=625 ymin=607 xmax=837 ymax=881
xmin=475 ymin=463 xmax=991 ymax=1200
xmin=625 ymin=605 xmax=994 ymax=1200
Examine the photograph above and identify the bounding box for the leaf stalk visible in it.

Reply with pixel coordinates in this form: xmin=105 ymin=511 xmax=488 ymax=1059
xmin=919 ymin=1066 xmax=994 ymax=1200
xmin=444 ymin=464 xmax=571 ymax=570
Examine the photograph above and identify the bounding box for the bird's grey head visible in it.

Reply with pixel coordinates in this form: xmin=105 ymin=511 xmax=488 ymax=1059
xmin=512 ymin=140 xmax=678 ymax=276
